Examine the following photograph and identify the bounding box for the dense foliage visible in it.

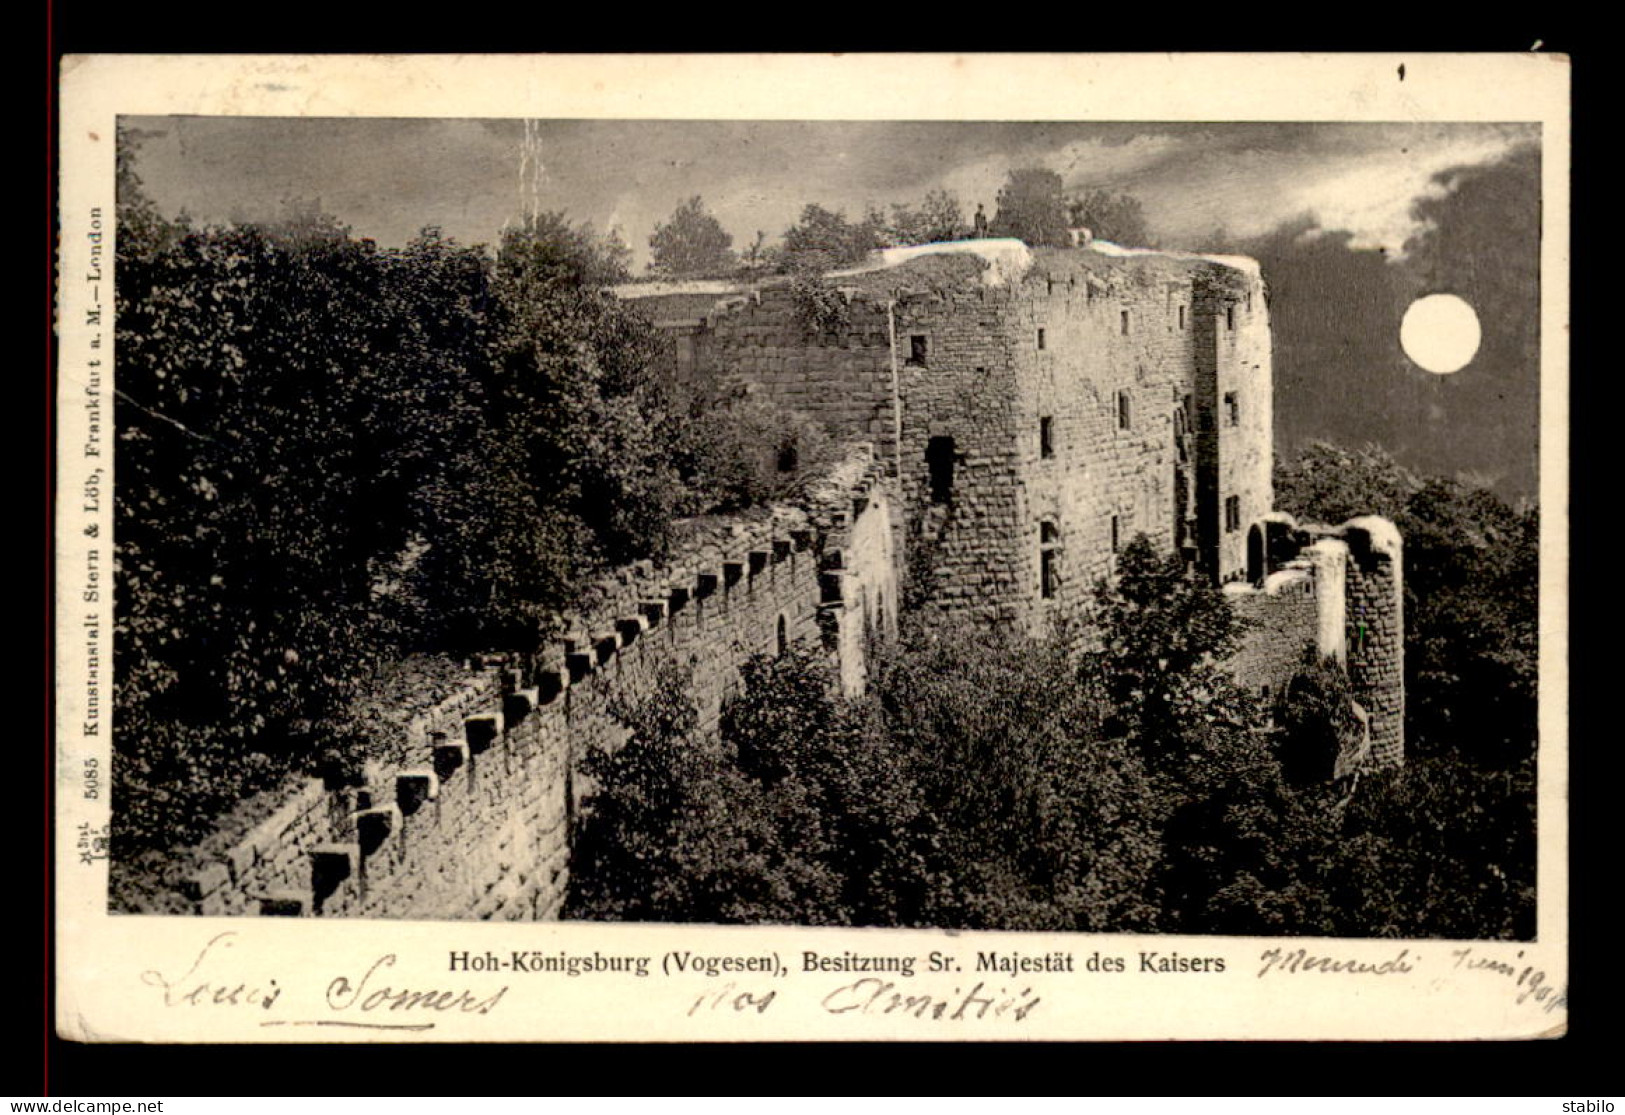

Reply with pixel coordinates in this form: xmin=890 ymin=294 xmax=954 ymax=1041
xmin=110 ymin=130 xmax=825 ymax=869
xmin=780 ymin=202 xmax=887 ymax=270
xmin=1275 ymin=440 xmax=1538 ymax=766
xmin=1068 ymin=189 xmax=1154 ymax=248
xmin=883 ymin=189 xmax=968 ymax=247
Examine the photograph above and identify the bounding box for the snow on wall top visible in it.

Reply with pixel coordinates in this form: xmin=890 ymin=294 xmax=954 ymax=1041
xmin=1084 ymin=239 xmax=1263 ymax=279
xmin=828 ymin=238 xmax=1035 ymax=287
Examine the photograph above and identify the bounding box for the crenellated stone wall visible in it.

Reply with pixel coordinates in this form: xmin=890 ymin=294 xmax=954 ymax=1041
xmin=181 ymin=446 xmax=902 ymax=920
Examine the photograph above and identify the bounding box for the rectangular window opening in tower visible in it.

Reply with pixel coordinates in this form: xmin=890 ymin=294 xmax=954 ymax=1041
xmin=927 ymin=436 xmax=956 ymax=504
xmin=1040 ymin=416 xmax=1054 ymax=459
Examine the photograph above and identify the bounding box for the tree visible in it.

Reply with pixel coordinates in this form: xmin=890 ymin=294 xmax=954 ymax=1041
xmin=1152 ymin=724 xmax=1342 ymax=936
xmin=990 ymin=167 xmax=1072 ymax=247
xmin=488 ymin=212 xmax=687 ymax=574
xmin=669 ymin=388 xmax=833 ymax=513
xmin=113 ymin=213 xmax=492 ymax=861
xmin=886 ymin=189 xmax=967 ymax=247
xmin=567 ymin=650 xmax=908 ymax=926
xmin=781 ymin=203 xmax=883 ymax=269
xmin=875 ymin=623 xmax=1163 ymax=931
xmin=648 ymin=195 xmax=735 ymax=277
xmin=1330 ymin=753 xmax=1536 ymax=939
xmin=725 ymin=646 xmax=939 ymax=926
xmin=1274 ymin=440 xmax=1418 ymax=525
xmin=1089 ymin=535 xmax=1248 ymax=762
xmin=1067 ymin=188 xmax=1153 ymax=247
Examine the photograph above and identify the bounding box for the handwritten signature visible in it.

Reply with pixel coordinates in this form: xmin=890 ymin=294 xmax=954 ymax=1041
xmin=1256 ymin=946 xmax=1415 ymax=978
xmin=1254 ymin=944 xmax=1566 ymax=1017
xmin=140 ymin=932 xmax=508 ymax=1031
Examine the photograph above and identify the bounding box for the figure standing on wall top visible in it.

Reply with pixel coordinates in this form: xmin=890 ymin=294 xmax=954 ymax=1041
xmin=973 ymin=203 xmax=988 ymax=238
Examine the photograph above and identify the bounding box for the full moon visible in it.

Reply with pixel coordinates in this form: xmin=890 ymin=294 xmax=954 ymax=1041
xmin=1400 ymin=293 xmax=1481 ymax=375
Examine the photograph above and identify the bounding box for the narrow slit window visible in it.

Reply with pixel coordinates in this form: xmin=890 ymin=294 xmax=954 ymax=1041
xmin=1226 ymin=306 xmax=1235 ymax=331
xmin=1178 ymin=304 xmax=1186 ymax=330
xmin=1225 ymin=391 xmax=1240 ymax=427
xmin=1111 ymin=514 xmax=1121 ymax=553
xmin=1040 ymin=416 xmax=1054 ymax=459
xmin=1117 ymin=390 xmax=1132 ymax=431
xmin=1040 ymin=521 xmax=1060 ymax=600
xmin=1037 ymin=327 xmax=1047 ymax=351
xmin=1120 ymin=310 xmax=1130 ymax=335
xmin=926 ymin=436 xmax=956 ymax=504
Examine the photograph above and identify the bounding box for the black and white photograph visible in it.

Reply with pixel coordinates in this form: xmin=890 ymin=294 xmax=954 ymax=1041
xmin=54 ymin=54 xmax=1568 ymax=1043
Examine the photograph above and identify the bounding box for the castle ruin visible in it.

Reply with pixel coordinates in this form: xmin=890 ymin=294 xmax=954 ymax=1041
xmin=174 ymin=239 xmax=1404 ymax=920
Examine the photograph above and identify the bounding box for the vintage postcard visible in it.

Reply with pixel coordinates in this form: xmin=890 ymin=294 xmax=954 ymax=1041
xmin=53 ymin=53 xmax=1569 ymax=1042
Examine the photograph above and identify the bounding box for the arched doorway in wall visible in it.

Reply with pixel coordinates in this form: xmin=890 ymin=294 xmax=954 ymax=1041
xmin=1247 ymin=523 xmax=1265 ymax=585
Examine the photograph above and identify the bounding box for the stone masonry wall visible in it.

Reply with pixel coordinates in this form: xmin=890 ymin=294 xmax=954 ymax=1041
xmin=182 ymin=447 xmax=901 ymax=920
xmin=1013 ymin=254 xmax=1197 ymax=635
xmin=1225 ymin=569 xmax=1321 ymax=703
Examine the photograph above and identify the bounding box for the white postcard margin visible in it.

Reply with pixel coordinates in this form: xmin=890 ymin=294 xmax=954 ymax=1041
xmin=54 ymin=53 xmax=1570 ymax=1043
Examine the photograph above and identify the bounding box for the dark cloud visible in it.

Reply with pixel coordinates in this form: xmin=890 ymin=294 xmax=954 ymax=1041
xmin=1228 ymin=143 xmax=1541 ymax=497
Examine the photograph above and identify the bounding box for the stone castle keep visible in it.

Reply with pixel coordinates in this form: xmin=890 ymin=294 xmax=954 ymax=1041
xmin=176 ymin=240 xmax=1404 ymax=920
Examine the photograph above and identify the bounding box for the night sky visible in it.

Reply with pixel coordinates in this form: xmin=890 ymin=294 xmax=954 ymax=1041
xmin=123 ymin=118 xmax=1543 ymax=498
